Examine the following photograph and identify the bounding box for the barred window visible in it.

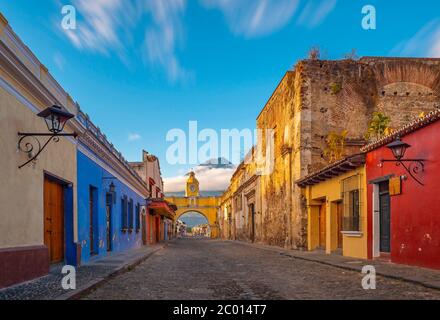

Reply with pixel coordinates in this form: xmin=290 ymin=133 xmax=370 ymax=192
xmin=342 ymin=175 xmax=362 ymax=232
xmin=128 ymin=198 xmax=134 ymax=231
xmin=135 ymin=203 xmax=141 ymax=232
xmin=121 ymin=195 xmax=128 ymax=231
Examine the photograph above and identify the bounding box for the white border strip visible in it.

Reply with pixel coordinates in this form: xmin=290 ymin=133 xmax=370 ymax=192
xmin=78 ymin=143 xmax=146 ymax=199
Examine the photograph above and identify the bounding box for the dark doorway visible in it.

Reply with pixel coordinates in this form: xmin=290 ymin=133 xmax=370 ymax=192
xmin=44 ymin=177 xmax=65 ymax=263
xmin=89 ymin=186 xmax=98 ymax=256
xmin=379 ymin=181 xmax=391 ymax=253
xmin=155 ymin=216 xmax=161 ymax=243
xmin=249 ymin=203 xmax=255 ymax=242
xmin=106 ymin=193 xmax=113 ymax=252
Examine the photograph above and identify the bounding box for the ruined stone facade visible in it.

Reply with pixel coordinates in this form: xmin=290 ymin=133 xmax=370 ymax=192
xmin=220 ymin=57 xmax=440 ymax=250
xmin=218 ymin=148 xmax=261 ymax=242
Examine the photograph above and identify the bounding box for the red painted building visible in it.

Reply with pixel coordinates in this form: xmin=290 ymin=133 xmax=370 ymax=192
xmin=363 ymin=110 xmax=440 ymax=270
xmin=147 ymin=199 xmax=176 ymax=244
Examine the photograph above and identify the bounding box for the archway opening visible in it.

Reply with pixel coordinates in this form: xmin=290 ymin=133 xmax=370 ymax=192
xmin=178 ymin=211 xmax=211 ymax=238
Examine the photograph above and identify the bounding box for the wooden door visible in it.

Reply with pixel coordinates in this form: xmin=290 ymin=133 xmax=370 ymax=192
xmin=44 ymin=177 xmax=64 ymax=263
xmin=155 ymin=216 xmax=160 ymax=243
xmin=249 ymin=204 xmax=255 ymax=243
xmin=319 ymin=205 xmax=326 ymax=248
xmin=337 ymin=202 xmax=343 ymax=249
xmin=379 ymin=181 xmax=391 ymax=253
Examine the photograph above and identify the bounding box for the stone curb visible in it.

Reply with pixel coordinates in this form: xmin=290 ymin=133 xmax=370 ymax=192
xmin=228 ymin=240 xmax=440 ymax=291
xmin=56 ymin=244 xmax=166 ymax=300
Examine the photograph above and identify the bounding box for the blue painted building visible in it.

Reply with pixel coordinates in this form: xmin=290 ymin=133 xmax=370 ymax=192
xmin=76 ymin=111 xmax=149 ymax=264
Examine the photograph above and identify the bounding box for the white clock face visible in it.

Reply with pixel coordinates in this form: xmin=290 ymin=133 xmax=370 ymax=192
xmin=190 ymin=184 xmax=196 ymax=192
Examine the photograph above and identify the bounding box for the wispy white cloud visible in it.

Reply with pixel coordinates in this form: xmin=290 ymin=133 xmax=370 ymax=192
xmin=128 ymin=133 xmax=142 ymax=142
xmin=141 ymin=0 xmax=190 ymax=82
xmin=297 ymin=0 xmax=337 ymax=28
xmin=60 ymin=0 xmax=337 ymax=81
xmin=391 ymin=19 xmax=440 ymax=58
xmin=201 ymin=0 xmax=300 ymax=37
xmin=164 ymin=165 xmax=235 ymax=192
xmin=63 ymin=0 xmax=125 ymax=54
xmin=60 ymin=0 xmax=189 ymax=81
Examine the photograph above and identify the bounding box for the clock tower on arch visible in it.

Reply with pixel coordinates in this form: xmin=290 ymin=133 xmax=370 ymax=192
xmin=185 ymin=171 xmax=200 ymax=197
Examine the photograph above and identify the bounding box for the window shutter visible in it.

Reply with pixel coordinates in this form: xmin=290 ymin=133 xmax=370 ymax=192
xmin=128 ymin=199 xmax=134 ymax=231
xmin=121 ymin=195 xmax=128 ymax=230
xmin=136 ymin=203 xmax=141 ymax=232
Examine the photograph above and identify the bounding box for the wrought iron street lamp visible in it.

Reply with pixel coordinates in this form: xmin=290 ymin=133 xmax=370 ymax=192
xmin=18 ymin=105 xmax=77 ymax=169
xmin=386 ymin=138 xmax=411 ymax=161
xmin=380 ymin=137 xmax=425 ymax=186
xmin=38 ymin=105 xmax=75 ymax=134
xmin=102 ymin=177 xmax=117 ymax=204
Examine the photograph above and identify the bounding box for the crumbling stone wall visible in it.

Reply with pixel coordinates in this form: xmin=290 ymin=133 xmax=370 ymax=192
xmin=256 ymin=57 xmax=440 ymax=250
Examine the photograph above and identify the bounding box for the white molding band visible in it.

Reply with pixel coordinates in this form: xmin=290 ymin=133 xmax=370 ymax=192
xmin=78 ymin=143 xmax=146 ymax=199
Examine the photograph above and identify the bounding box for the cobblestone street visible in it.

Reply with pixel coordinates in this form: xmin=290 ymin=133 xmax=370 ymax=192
xmin=83 ymin=239 xmax=440 ymax=300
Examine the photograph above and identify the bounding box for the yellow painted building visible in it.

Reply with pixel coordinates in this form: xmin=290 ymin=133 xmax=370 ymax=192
xmin=166 ymin=172 xmax=220 ymax=239
xmin=296 ymin=154 xmax=368 ymax=259
xmin=0 ymin=13 xmax=82 ymax=288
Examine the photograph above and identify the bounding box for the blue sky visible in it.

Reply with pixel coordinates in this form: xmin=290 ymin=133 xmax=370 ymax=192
xmin=2 ymin=0 xmax=440 ymax=191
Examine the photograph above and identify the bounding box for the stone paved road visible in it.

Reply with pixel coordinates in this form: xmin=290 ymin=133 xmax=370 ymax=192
xmin=83 ymin=239 xmax=440 ymax=300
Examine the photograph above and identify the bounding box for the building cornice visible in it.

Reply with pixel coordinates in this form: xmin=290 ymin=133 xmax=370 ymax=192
xmin=0 ymin=41 xmax=58 ymax=108
xmin=0 ymin=13 xmax=9 ymax=30
xmin=233 ymin=174 xmax=259 ymax=197
xmin=79 ymin=130 xmax=149 ymax=196
xmin=296 ymin=154 xmax=365 ymax=188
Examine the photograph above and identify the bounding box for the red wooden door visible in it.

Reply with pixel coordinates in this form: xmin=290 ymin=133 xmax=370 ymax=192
xmin=337 ymin=202 xmax=343 ymax=249
xmin=44 ymin=178 xmax=64 ymax=263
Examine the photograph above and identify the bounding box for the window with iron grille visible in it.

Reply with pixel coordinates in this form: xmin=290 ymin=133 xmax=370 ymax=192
xmin=121 ymin=195 xmax=128 ymax=231
xmin=135 ymin=203 xmax=141 ymax=232
xmin=128 ymin=198 xmax=134 ymax=231
xmin=341 ymin=174 xmax=362 ymax=232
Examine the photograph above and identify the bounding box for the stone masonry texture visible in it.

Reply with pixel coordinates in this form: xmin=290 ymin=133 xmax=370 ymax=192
xmin=254 ymin=57 xmax=440 ymax=251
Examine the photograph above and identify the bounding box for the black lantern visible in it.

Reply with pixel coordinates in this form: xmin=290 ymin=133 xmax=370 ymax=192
xmin=387 ymin=137 xmax=410 ymax=161
xmin=380 ymin=137 xmax=425 ymax=186
xmin=109 ymin=182 xmax=116 ymax=194
xmin=17 ymin=105 xmax=77 ymax=169
xmin=37 ymin=105 xmax=75 ymax=134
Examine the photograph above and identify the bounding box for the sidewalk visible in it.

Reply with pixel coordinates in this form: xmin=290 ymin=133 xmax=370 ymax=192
xmin=231 ymin=241 xmax=440 ymax=291
xmin=0 ymin=244 xmax=165 ymax=300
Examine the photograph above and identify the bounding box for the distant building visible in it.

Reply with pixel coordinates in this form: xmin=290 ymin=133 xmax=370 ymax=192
xmin=218 ymin=147 xmax=260 ymax=243
xmin=130 ymin=151 xmax=176 ymax=244
xmin=175 ymin=220 xmax=187 ymax=237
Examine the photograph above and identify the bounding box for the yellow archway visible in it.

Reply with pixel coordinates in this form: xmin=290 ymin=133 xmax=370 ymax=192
xmin=166 ymin=171 xmax=221 ymax=238
xmin=166 ymin=196 xmax=220 ymax=238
